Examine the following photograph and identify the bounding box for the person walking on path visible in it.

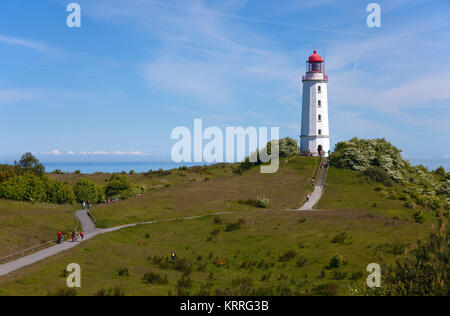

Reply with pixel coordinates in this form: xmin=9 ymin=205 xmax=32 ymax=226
xmin=306 ymin=194 xmax=310 ymax=202
xmin=87 ymin=201 xmax=91 ymax=209
xmin=82 ymin=201 xmax=86 ymax=210
xmin=80 ymin=231 xmax=85 ymax=241
xmin=57 ymin=232 xmax=63 ymax=244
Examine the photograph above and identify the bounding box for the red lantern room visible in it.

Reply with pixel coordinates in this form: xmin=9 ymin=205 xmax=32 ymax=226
xmin=306 ymin=50 xmax=324 ymax=73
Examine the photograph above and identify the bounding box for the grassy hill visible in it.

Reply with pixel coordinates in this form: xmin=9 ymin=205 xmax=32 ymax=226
xmin=0 ymin=200 xmax=76 ymax=258
xmin=0 ymin=208 xmax=429 ymax=296
xmin=0 ymin=155 xmax=438 ymax=295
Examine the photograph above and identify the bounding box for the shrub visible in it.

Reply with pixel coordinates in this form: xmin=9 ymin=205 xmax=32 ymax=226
xmin=225 ymin=218 xmax=245 ymax=232
xmin=105 ymin=174 xmax=133 ymax=199
xmin=256 ymin=196 xmax=270 ymax=208
xmin=266 ymin=137 xmax=299 ymax=158
xmin=311 ymin=283 xmax=339 ymax=296
xmin=0 ymin=174 xmax=46 ymax=202
xmin=383 ymin=219 xmax=449 ymax=295
xmin=296 ymin=257 xmax=307 ymax=268
xmin=48 ymin=288 xmax=77 ymax=296
xmin=413 ymin=210 xmax=425 ymax=223
xmin=326 ymin=255 xmax=347 ymax=269
xmin=94 ymin=287 xmax=126 ymax=296
xmin=332 ymin=231 xmax=352 ymax=244
xmin=45 ymin=180 xmax=75 ymax=204
xmin=143 ymin=271 xmax=168 ymax=285
xmin=279 ymin=250 xmax=297 ymax=262
xmin=176 ymin=276 xmax=193 ymax=289
xmin=362 ymin=166 xmax=393 ymax=186
xmin=349 ymin=271 xmax=364 ymax=280
xmin=117 ymin=267 xmax=129 ymax=277
xmin=404 ymin=201 xmax=416 ymax=209
xmin=74 ymin=178 xmax=103 ymax=203
xmin=331 ymin=270 xmax=347 ymax=280
xmin=0 ymin=164 xmax=16 ymax=183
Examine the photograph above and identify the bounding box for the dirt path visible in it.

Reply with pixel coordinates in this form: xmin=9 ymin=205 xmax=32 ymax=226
xmin=0 ymin=210 xmax=231 ymax=277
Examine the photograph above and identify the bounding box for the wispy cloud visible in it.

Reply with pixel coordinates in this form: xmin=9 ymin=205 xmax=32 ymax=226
xmin=0 ymin=33 xmax=57 ymax=54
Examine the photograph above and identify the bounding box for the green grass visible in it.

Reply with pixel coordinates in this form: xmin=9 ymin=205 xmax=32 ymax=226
xmin=0 ymin=209 xmax=430 ymax=296
xmin=317 ymin=167 xmax=437 ymax=224
xmin=0 ymin=200 xmax=76 ymax=258
xmin=90 ymin=157 xmax=318 ymax=227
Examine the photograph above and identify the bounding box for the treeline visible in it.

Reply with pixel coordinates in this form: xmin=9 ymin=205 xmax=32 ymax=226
xmin=0 ymin=153 xmax=140 ymax=205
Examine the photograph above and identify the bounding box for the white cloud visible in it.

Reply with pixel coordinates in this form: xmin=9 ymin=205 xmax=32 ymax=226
xmin=0 ymin=33 xmax=56 ymax=54
xmin=51 ymin=150 xmax=61 ymax=156
xmin=67 ymin=151 xmax=75 ymax=155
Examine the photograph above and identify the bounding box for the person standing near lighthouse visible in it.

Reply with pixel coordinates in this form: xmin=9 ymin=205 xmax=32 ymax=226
xmin=300 ymin=50 xmax=330 ymax=157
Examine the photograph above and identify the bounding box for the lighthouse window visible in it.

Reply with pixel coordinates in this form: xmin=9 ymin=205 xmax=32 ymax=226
xmin=318 ymin=86 xmax=321 ymax=93
xmin=318 ymin=100 xmax=321 ymax=107
xmin=318 ymin=115 xmax=322 ymax=122
xmin=318 ymin=129 xmax=322 ymax=135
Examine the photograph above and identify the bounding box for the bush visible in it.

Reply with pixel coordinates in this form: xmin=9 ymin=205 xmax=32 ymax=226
xmin=105 ymin=174 xmax=133 ymax=199
xmin=117 ymin=267 xmax=129 ymax=277
xmin=225 ymin=218 xmax=245 ymax=232
xmin=413 ymin=210 xmax=425 ymax=223
xmin=349 ymin=271 xmax=364 ymax=280
xmin=256 ymin=196 xmax=270 ymax=208
xmin=143 ymin=272 xmax=168 ymax=285
xmin=326 ymin=255 xmax=347 ymax=269
xmin=45 ymin=180 xmax=75 ymax=204
xmin=0 ymin=174 xmax=46 ymax=202
xmin=331 ymin=231 xmax=352 ymax=244
xmin=383 ymin=219 xmax=449 ymax=295
xmin=0 ymin=164 xmax=16 ymax=183
xmin=279 ymin=250 xmax=297 ymax=262
xmin=362 ymin=166 xmax=393 ymax=186
xmin=94 ymin=287 xmax=126 ymax=296
xmin=74 ymin=178 xmax=103 ymax=203
xmin=311 ymin=283 xmax=339 ymax=296
xmin=329 ymin=138 xmax=405 ymax=181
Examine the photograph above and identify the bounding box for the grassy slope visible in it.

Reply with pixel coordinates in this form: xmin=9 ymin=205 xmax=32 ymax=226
xmin=317 ymin=167 xmax=437 ymax=224
xmin=0 ymin=158 xmax=438 ymax=295
xmin=0 ymin=210 xmax=428 ymax=296
xmin=0 ymin=200 xmax=76 ymax=258
xmin=90 ymin=157 xmax=318 ymax=227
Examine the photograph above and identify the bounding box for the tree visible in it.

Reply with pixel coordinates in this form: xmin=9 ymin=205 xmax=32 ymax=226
xmin=45 ymin=180 xmax=75 ymax=204
xmin=74 ymin=178 xmax=103 ymax=203
xmin=14 ymin=152 xmax=45 ymax=176
xmin=0 ymin=173 xmax=46 ymax=202
xmin=266 ymin=137 xmax=299 ymax=158
xmin=105 ymin=174 xmax=133 ymax=199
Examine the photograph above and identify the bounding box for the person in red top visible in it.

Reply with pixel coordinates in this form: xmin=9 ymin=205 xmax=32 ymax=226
xmin=80 ymin=231 xmax=85 ymax=240
xmin=57 ymin=232 xmax=63 ymax=244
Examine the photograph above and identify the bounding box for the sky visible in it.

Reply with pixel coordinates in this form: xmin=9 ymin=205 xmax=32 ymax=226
xmin=0 ymin=0 xmax=449 ymax=163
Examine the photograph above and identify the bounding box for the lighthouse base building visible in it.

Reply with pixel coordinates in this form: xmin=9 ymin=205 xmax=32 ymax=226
xmin=300 ymin=50 xmax=330 ymax=157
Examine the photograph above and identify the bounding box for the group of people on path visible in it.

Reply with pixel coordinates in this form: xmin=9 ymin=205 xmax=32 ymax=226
xmin=56 ymin=230 xmax=85 ymax=244
xmin=81 ymin=201 xmax=91 ymax=210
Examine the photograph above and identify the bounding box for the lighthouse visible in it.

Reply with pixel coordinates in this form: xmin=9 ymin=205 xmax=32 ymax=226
xmin=300 ymin=50 xmax=330 ymax=157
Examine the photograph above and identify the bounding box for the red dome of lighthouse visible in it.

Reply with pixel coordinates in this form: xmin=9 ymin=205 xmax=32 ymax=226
xmin=308 ymin=50 xmax=323 ymax=62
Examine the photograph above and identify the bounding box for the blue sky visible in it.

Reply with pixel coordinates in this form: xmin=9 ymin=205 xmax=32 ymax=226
xmin=0 ymin=0 xmax=449 ymax=162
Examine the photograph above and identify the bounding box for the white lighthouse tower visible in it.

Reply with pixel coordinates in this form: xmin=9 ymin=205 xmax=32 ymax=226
xmin=300 ymin=50 xmax=330 ymax=157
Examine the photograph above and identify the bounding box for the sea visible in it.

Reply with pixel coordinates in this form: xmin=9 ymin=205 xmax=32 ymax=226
xmin=41 ymin=162 xmax=205 ymax=174
xmin=38 ymin=159 xmax=448 ymax=174
xmin=1 ymin=159 xmax=447 ymax=174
